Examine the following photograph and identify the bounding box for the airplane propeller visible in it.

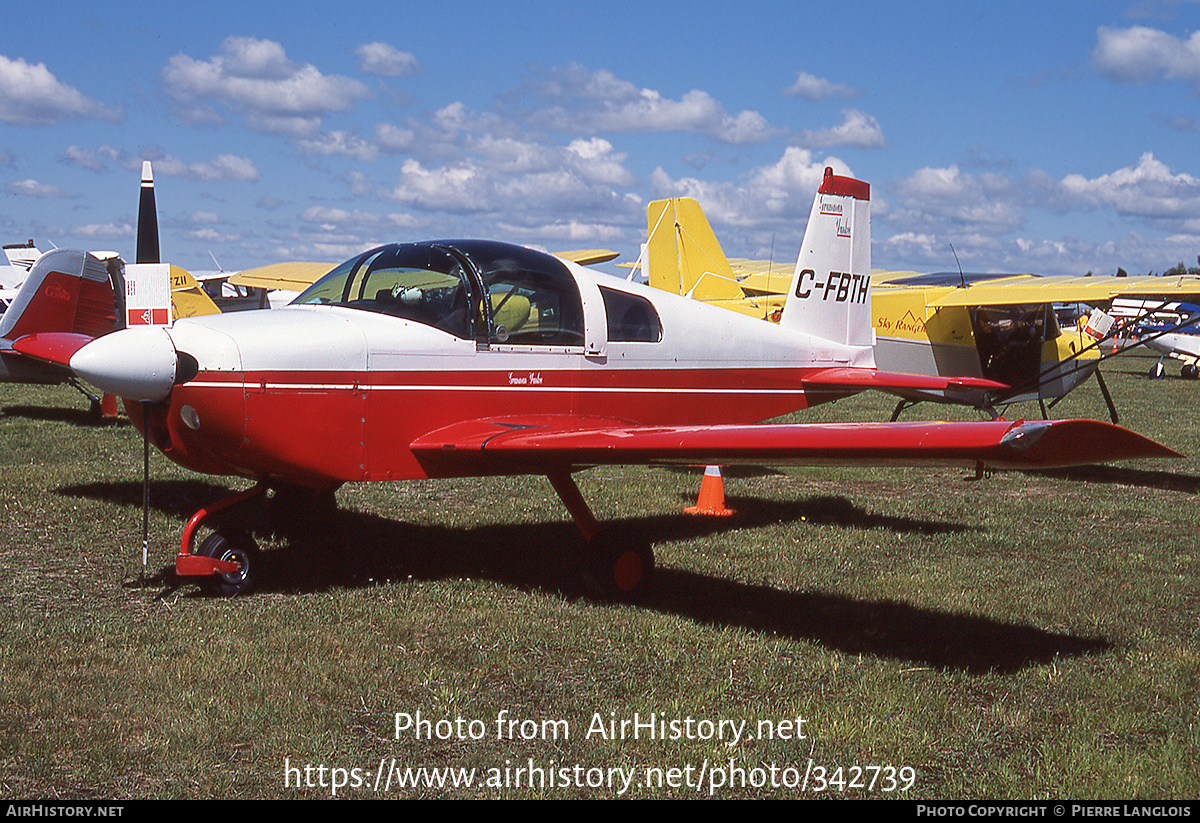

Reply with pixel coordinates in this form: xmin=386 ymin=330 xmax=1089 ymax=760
xmin=136 ymin=162 xmax=159 ymax=266
xmin=136 ymin=161 xmax=158 ymax=581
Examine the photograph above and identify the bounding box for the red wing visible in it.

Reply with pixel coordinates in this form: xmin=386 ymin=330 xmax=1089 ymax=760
xmin=410 ymin=416 xmax=1180 ymax=476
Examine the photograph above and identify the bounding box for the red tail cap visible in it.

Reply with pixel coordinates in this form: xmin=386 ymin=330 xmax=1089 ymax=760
xmin=818 ymin=166 xmax=870 ymax=201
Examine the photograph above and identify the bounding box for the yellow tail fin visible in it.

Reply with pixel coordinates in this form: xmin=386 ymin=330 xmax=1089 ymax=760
xmin=169 ymin=266 xmax=221 ymax=319
xmin=646 ymin=198 xmax=745 ymax=301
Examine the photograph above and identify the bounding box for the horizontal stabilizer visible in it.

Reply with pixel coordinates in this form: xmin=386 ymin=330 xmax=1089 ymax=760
xmin=802 ymin=367 xmax=1007 ymax=394
xmin=10 ymin=332 xmax=94 ymax=367
xmin=411 ymin=416 xmax=1181 ymax=475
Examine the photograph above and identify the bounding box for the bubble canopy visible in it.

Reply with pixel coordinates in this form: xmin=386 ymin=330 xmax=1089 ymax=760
xmin=293 ymin=240 xmax=585 ymax=345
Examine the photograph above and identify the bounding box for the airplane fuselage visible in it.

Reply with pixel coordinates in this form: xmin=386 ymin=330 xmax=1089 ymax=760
xmin=132 ymin=245 xmax=871 ymax=489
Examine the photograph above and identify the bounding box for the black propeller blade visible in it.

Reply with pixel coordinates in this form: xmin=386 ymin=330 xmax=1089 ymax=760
xmin=136 ymin=161 xmax=160 ymax=265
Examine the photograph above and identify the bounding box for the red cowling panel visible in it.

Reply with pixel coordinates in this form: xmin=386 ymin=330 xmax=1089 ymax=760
xmin=410 ymin=417 xmax=1181 ymax=473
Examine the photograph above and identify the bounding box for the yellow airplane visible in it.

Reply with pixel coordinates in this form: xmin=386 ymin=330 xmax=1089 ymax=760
xmin=635 ymin=192 xmax=1200 ymax=420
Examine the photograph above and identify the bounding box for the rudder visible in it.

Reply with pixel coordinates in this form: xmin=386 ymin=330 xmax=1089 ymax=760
xmin=778 ymin=167 xmax=872 ymax=350
xmin=0 ymin=249 xmax=117 ymax=342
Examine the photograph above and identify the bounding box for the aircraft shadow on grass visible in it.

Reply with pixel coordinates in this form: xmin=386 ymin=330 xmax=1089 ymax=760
xmin=1 ymin=403 xmax=127 ymax=428
xmin=1024 ymin=465 xmax=1200 ymax=494
xmin=59 ymin=478 xmax=1108 ymax=674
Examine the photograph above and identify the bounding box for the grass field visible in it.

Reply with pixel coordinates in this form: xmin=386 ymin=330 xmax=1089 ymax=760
xmin=0 ymin=351 xmax=1197 ymax=799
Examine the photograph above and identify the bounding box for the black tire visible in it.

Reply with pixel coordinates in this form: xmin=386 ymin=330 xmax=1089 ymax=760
xmin=196 ymin=531 xmax=257 ymax=597
xmin=584 ymin=530 xmax=655 ymax=601
xmin=1184 ymin=364 xmax=1199 ymax=380
xmin=1151 ymin=362 xmax=1166 ymax=379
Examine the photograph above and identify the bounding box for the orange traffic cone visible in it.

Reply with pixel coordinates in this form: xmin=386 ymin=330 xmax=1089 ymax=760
xmin=685 ymin=465 xmax=734 ymax=516
xmin=100 ymin=393 xmax=121 ymax=418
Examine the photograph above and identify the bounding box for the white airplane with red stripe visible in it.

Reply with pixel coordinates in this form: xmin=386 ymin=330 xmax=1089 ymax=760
xmin=9 ymin=168 xmax=1180 ymax=598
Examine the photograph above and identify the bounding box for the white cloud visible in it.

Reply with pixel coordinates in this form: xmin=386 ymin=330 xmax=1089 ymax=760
xmin=1092 ymin=25 xmax=1200 ymax=88
xmin=296 ymin=131 xmax=380 ymax=162
xmin=890 ymin=165 xmax=1026 ymax=234
xmin=567 ymin=138 xmax=634 ymax=187
xmin=647 ymin=147 xmax=854 ymax=262
xmin=797 ymin=109 xmax=886 ymax=149
xmin=498 ymin=218 xmax=629 ymax=245
xmin=389 ymin=159 xmax=493 ymax=213
xmin=784 ymin=71 xmax=858 ymax=101
xmin=355 ymin=42 xmax=419 ymax=77
xmin=517 ymin=63 xmax=780 ymax=144
xmin=139 ymin=152 xmax=260 ymax=182
xmin=0 ymin=55 xmax=121 ymax=126
xmin=71 ymin=222 xmax=133 ymax=241
xmin=61 ymin=145 xmax=107 ymax=172
xmin=1058 ymin=152 xmax=1200 ymax=219
xmin=876 ymin=157 xmax=1200 ymax=276
xmin=6 ymin=179 xmax=73 ymax=198
xmin=162 ymin=37 xmax=369 ymax=137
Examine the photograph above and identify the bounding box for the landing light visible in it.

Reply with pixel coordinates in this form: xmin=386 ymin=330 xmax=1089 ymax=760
xmin=181 ymin=404 xmax=200 ymax=431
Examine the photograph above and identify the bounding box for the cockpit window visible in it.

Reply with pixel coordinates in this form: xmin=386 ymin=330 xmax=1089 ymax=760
xmin=293 ymin=245 xmax=475 ymax=339
xmin=454 ymin=242 xmax=585 ymax=347
xmin=600 ymin=286 xmax=662 ymax=342
xmin=292 ymin=240 xmax=587 ymax=346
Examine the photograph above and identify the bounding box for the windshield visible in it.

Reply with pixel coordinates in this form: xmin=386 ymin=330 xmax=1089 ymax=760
xmin=293 ymin=244 xmax=476 ymax=339
xmin=292 ymin=240 xmax=587 ymax=347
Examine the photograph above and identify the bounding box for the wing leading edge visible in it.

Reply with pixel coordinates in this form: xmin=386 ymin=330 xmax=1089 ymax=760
xmin=411 ymin=416 xmax=1181 ymax=476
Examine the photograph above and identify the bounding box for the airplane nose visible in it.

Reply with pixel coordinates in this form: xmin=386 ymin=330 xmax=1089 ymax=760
xmin=70 ymin=326 xmax=188 ymax=402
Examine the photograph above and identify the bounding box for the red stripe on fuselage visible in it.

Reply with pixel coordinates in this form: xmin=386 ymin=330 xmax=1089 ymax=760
xmin=153 ymin=365 xmax=829 ymax=485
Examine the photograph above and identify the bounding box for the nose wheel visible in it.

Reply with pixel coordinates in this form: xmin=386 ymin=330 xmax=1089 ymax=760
xmin=175 ymin=483 xmax=266 ymax=596
xmin=195 ymin=531 xmax=258 ymax=597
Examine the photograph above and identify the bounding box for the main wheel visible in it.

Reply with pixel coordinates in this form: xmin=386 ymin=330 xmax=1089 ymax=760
xmin=196 ymin=531 xmax=258 ymax=597
xmin=1183 ymin=364 xmax=1199 ymax=380
xmin=583 ymin=530 xmax=655 ymax=601
xmin=1150 ymin=361 xmax=1166 ymax=379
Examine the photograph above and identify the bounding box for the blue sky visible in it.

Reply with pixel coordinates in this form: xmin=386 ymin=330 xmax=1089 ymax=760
xmin=3 ymin=0 xmax=1200 ymax=278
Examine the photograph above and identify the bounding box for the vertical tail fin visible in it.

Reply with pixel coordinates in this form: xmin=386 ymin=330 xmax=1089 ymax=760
xmin=778 ymin=167 xmax=873 ymax=349
xmin=0 ymin=249 xmax=117 ymax=342
xmin=645 ymin=198 xmax=745 ymax=301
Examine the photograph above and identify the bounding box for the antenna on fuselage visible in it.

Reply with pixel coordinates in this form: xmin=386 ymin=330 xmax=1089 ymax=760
xmin=950 ymin=242 xmax=966 ymax=289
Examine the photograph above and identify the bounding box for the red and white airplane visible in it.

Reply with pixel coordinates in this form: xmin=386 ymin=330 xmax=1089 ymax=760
xmin=7 ymin=168 xmax=1181 ymax=598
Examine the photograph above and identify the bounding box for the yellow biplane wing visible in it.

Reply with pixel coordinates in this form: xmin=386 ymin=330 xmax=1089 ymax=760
xmin=226 ymin=262 xmax=336 ymax=293
xmin=908 ymin=273 xmax=1200 ymax=308
xmin=553 ymin=249 xmax=620 ymax=266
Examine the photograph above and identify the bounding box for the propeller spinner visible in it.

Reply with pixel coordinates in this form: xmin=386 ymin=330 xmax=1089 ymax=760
xmin=69 ymin=326 xmax=188 ymax=403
